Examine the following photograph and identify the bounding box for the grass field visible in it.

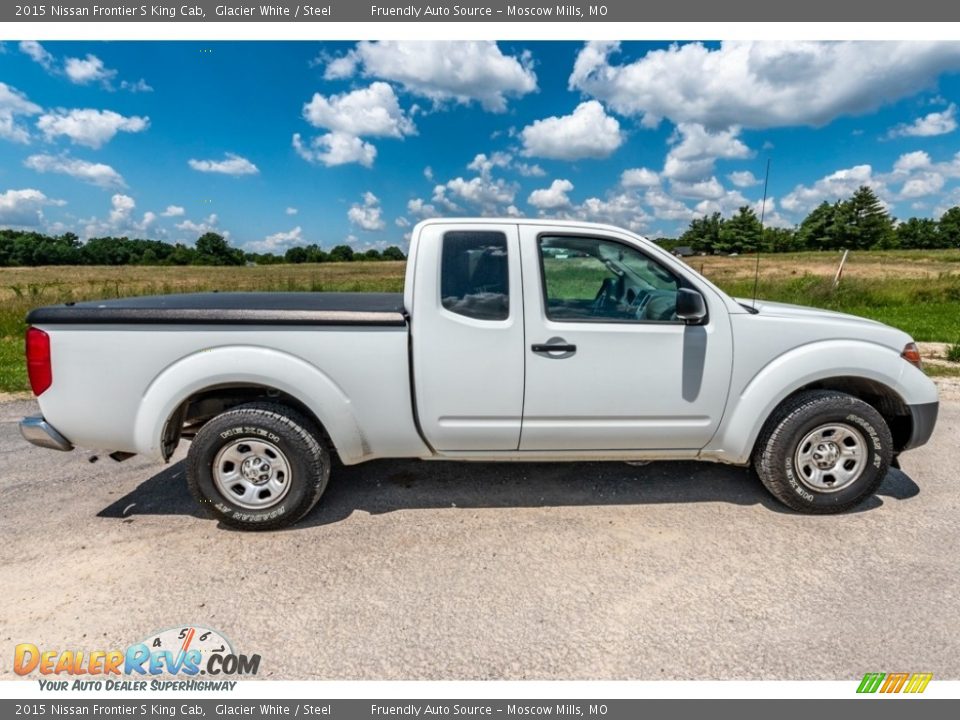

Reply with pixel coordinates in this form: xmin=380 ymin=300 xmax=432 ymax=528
xmin=1 ymin=249 xmax=959 ymax=392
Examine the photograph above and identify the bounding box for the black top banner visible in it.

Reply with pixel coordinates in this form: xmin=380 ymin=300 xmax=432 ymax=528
xmin=4 ymin=0 xmax=960 ymax=22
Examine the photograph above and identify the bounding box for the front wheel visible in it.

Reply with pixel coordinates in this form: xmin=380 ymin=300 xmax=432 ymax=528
xmin=186 ymin=402 xmax=330 ymax=530
xmin=753 ymin=390 xmax=892 ymax=514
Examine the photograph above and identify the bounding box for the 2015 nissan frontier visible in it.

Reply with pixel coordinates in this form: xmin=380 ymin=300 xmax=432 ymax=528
xmin=19 ymin=219 xmax=939 ymax=529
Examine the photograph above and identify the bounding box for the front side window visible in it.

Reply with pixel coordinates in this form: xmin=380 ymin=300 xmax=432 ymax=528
xmin=539 ymin=235 xmax=682 ymax=322
xmin=441 ymin=231 xmax=509 ymax=321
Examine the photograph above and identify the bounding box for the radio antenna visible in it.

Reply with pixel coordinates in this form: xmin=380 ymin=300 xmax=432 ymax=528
xmin=751 ymin=158 xmax=771 ymax=310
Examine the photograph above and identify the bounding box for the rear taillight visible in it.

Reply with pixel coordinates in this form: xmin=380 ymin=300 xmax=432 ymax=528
xmin=25 ymin=327 xmax=52 ymax=396
xmin=901 ymin=342 xmax=923 ymax=370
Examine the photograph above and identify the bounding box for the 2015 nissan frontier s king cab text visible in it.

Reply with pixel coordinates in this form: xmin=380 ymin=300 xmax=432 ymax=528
xmin=20 ymin=219 xmax=939 ymax=530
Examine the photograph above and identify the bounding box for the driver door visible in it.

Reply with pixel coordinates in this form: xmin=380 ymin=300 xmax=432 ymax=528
xmin=518 ymin=227 xmax=733 ymax=451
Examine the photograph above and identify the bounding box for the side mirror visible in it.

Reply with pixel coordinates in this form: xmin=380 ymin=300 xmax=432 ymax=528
xmin=676 ymin=288 xmax=707 ymax=324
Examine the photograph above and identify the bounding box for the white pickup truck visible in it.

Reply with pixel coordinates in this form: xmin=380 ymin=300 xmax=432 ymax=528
xmin=21 ymin=219 xmax=938 ymax=529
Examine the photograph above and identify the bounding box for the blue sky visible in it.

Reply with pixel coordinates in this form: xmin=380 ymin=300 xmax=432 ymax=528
xmin=3 ymin=40 xmax=960 ymax=252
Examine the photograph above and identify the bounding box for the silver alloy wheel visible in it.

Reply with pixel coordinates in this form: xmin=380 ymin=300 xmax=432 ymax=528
xmin=213 ymin=438 xmax=292 ymax=510
xmin=794 ymin=423 xmax=867 ymax=493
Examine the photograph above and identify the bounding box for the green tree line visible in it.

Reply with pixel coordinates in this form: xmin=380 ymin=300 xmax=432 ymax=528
xmin=0 ymin=230 xmax=406 ymax=267
xmin=671 ymin=186 xmax=960 ymax=254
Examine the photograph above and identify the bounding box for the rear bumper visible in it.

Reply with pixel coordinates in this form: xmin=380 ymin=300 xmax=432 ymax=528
xmin=19 ymin=415 xmax=74 ymax=452
xmin=903 ymin=401 xmax=939 ymax=451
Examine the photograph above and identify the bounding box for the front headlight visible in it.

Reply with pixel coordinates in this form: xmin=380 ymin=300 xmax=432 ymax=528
xmin=901 ymin=342 xmax=923 ymax=369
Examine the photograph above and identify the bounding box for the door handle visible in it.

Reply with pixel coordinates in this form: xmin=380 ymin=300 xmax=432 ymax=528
xmin=531 ymin=339 xmax=577 ymax=355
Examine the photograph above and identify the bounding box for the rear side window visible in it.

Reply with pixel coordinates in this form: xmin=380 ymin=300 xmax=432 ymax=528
xmin=440 ymin=231 xmax=509 ymax=321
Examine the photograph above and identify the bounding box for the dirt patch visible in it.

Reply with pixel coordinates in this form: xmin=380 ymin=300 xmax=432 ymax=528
xmin=0 ymin=391 xmax=31 ymax=403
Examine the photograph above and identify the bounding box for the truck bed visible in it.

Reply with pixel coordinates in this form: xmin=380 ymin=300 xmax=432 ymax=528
xmin=27 ymin=292 xmax=407 ymax=326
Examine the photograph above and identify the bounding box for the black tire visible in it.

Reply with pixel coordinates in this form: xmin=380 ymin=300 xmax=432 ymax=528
xmin=752 ymin=390 xmax=892 ymax=514
xmin=186 ymin=402 xmax=330 ymax=530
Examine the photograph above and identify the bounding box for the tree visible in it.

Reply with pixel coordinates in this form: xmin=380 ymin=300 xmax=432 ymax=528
xmin=195 ymin=232 xmax=244 ymax=265
xmin=764 ymin=227 xmax=801 ymax=253
xmin=679 ymin=212 xmax=722 ymax=254
xmin=381 ymin=246 xmax=406 ymax=261
xmin=362 ymin=249 xmax=382 ymax=261
xmin=835 ymin=186 xmax=895 ymax=249
xmin=168 ymin=244 xmax=195 ymax=266
xmin=284 ymin=247 xmax=308 ymax=264
xmin=796 ymin=201 xmax=837 ymax=250
xmin=716 ymin=206 xmax=762 ymax=254
xmin=938 ymin=206 xmax=960 ymax=247
xmin=896 ymin=217 xmax=938 ymax=250
xmin=304 ymin=244 xmax=328 ymax=263
xmin=328 ymin=244 xmax=354 ymax=263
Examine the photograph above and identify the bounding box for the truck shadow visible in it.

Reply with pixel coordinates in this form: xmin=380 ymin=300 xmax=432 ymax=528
xmin=99 ymin=458 xmax=921 ymax=529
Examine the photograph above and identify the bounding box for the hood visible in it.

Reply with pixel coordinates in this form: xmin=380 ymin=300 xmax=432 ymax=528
xmin=733 ymin=298 xmax=911 ymax=351
xmin=738 ymin=298 xmax=882 ymax=324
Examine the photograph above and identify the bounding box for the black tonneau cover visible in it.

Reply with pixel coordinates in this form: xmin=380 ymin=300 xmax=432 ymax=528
xmin=26 ymin=292 xmax=407 ymax=327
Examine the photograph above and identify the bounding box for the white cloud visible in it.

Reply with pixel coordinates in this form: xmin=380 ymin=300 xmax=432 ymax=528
xmin=395 ymin=216 xmax=411 ymax=227
xmin=643 ymin=188 xmax=698 ymax=222
xmin=0 ymin=188 xmax=64 ymax=227
xmin=467 ymin=151 xmax=512 ymax=174
xmin=574 ymin=192 xmax=653 ymax=232
xmin=886 ymin=149 xmax=960 ymax=200
xmin=728 ymin=170 xmax=761 ymax=187
xmin=120 ymin=78 xmax=153 ymax=93
xmin=325 ymin=41 xmax=537 ymax=112
xmin=79 ymin=193 xmax=158 ymax=238
xmin=292 ymin=131 xmax=377 ymax=168
xmin=108 ymin=193 xmax=136 ymax=224
xmin=620 ymin=167 xmax=660 ymax=187
xmin=348 ymin=192 xmax=386 ymax=231
xmin=570 ymin=40 xmax=960 ymax=130
xmin=64 ymin=54 xmax=117 ymax=86
xmin=0 ymin=82 xmax=41 ymax=144
xmin=161 ymin=205 xmax=185 ymax=217
xmin=247 ymin=226 xmax=304 ymax=253
xmin=323 ymin=53 xmax=359 ymax=79
xmin=19 ymin=40 xmax=55 ymax=70
xmin=887 ymin=103 xmax=958 ymax=138
xmin=175 ymin=213 xmax=225 ymax=239
xmin=520 ymin=101 xmax=623 ymax=160
xmin=663 ymin=124 xmax=752 ymax=181
xmin=285 ymin=206 xmax=298 ymax=215
xmin=671 ymin=176 xmax=727 ymax=200
xmin=303 ymin=82 xmax=415 ymax=138
xmin=435 ymin=175 xmax=517 ymax=213
xmin=428 ymin=151 xmax=521 ymax=214
xmin=900 ymin=173 xmax=945 ymax=198
xmin=188 ymin=153 xmax=259 ymax=176
xmin=37 ymin=108 xmax=149 ymax=148
xmin=894 ymin=150 xmax=933 ymax=172
xmin=780 ymin=165 xmax=882 ymax=213
xmin=423 ymin=166 xmax=434 ymax=181
xmin=407 ymin=197 xmax=440 ymax=218
xmin=515 ymin=162 xmax=546 ymax=177
xmin=24 ymin=153 xmax=125 ymax=188
xmin=528 ymin=179 xmax=575 ymax=210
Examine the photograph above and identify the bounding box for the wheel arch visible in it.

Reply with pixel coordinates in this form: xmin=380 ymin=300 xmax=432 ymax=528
xmin=702 ymin=340 xmax=918 ymax=465
xmin=133 ymin=345 xmax=367 ymax=464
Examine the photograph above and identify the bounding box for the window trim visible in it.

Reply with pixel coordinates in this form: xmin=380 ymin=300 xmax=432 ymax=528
xmin=439 ymin=229 xmax=511 ymax=323
xmin=535 ymin=232 xmax=707 ymax=326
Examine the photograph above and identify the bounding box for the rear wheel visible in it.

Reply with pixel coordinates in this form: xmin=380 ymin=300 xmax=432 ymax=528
xmin=186 ymin=402 xmax=330 ymax=530
xmin=753 ymin=390 xmax=892 ymax=513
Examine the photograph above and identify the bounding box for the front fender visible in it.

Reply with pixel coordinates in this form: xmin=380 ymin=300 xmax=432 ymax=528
xmin=133 ymin=345 xmax=366 ymax=463
xmin=702 ymin=339 xmax=937 ymax=465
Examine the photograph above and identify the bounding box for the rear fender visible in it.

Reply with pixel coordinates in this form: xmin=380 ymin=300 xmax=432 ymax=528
xmin=133 ymin=345 xmax=366 ymax=463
